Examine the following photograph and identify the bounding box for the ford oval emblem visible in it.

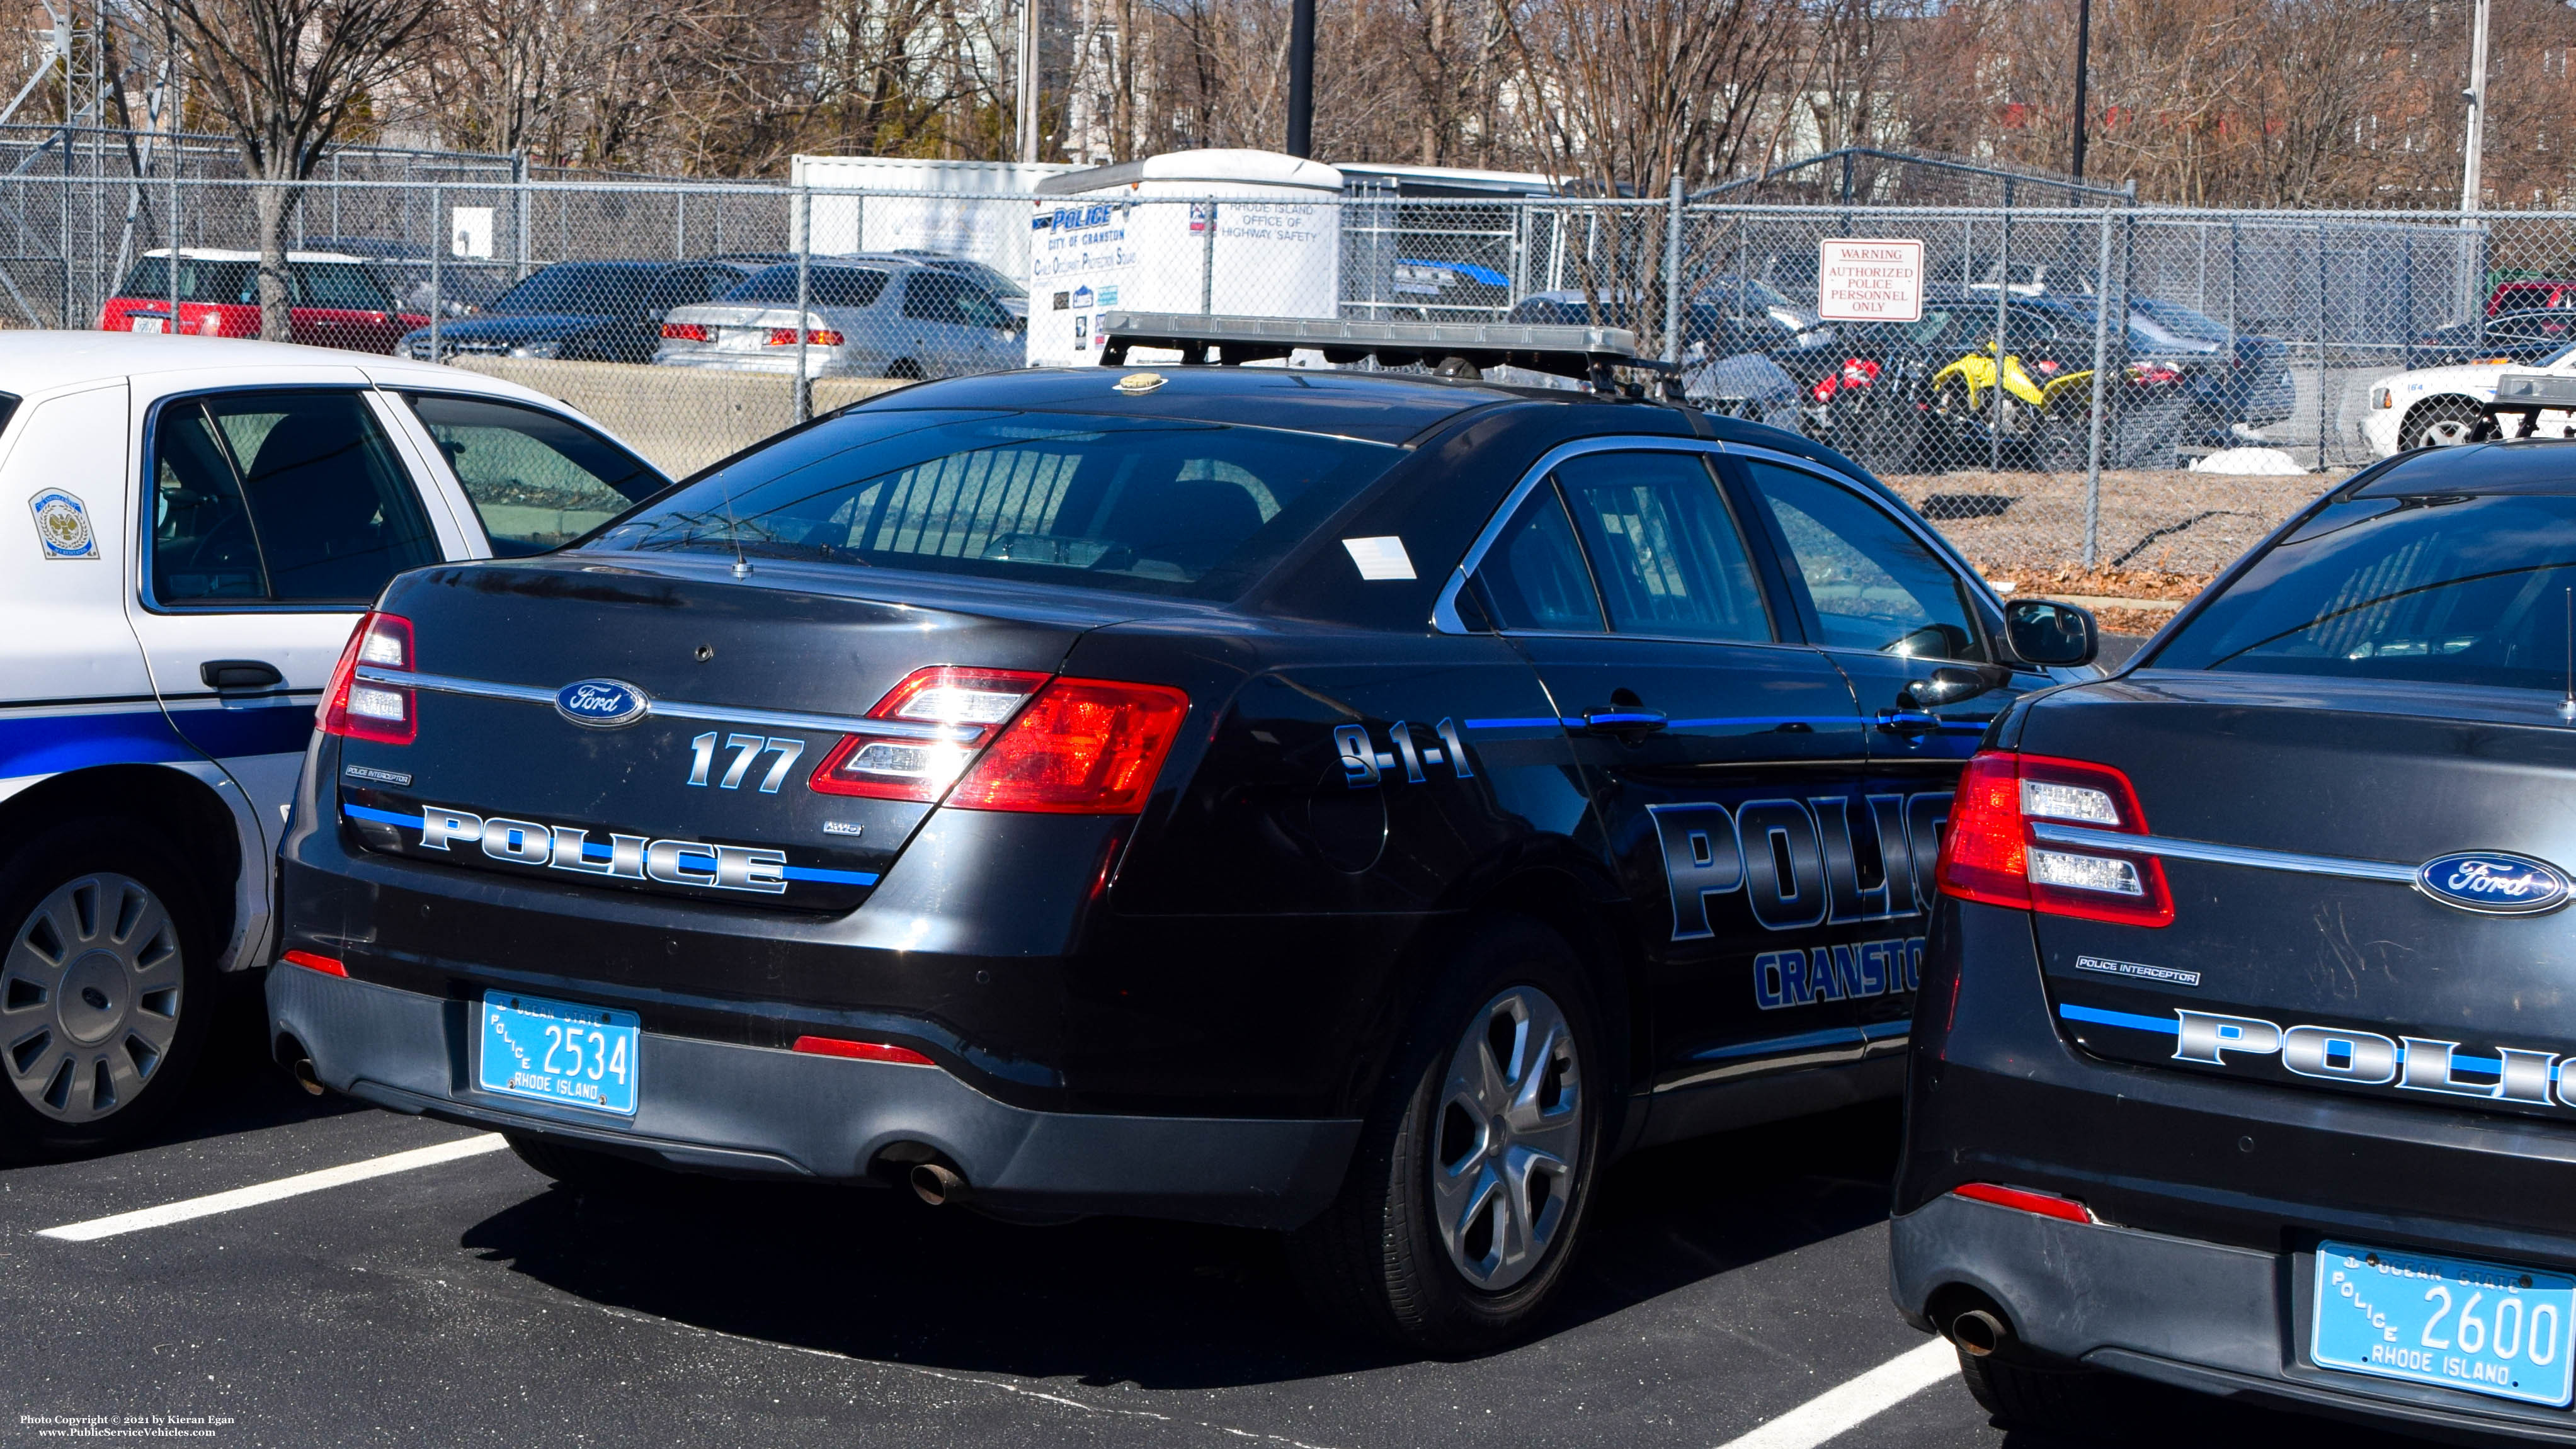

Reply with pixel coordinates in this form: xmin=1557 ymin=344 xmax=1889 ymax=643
xmin=554 ymin=678 xmax=649 ymax=729
xmin=2415 ymin=851 xmax=2572 ymax=916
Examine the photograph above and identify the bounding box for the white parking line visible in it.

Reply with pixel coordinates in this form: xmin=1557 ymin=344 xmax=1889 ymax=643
xmin=1711 ymin=1337 xmax=1960 ymax=1449
xmin=37 ymin=1133 xmax=510 ymax=1242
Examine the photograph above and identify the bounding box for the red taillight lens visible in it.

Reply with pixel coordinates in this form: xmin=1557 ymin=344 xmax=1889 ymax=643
xmin=1935 ymin=750 xmax=2172 ymax=927
xmin=319 ymin=611 xmax=416 ymax=745
xmin=809 ymin=666 xmax=1051 ymax=801
xmin=765 ymin=327 xmax=845 ymax=347
xmin=661 ymin=321 xmax=709 ymax=341
xmin=791 ymin=1035 xmax=933 ymax=1065
xmin=947 ymin=678 xmax=1191 ymax=814
xmin=1952 ymin=1182 xmax=2095 ymax=1224
xmin=280 ymin=949 xmax=347 ymax=977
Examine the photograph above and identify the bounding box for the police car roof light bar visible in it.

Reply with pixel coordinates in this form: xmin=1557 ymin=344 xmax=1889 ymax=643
xmin=1096 ymin=311 xmax=1677 ymax=394
xmin=2482 ymin=370 xmax=2576 ymax=441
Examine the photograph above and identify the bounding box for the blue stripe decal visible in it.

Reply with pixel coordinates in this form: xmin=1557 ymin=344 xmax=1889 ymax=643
xmin=2058 ymin=1003 xmax=2180 ymax=1035
xmin=343 ymin=802 xmax=421 ymax=828
xmin=1462 ymin=717 xmax=1561 ymax=730
xmin=166 ymin=702 xmax=316 ymax=760
xmin=1665 ymin=714 xmax=1861 ymax=729
xmin=0 ymin=707 xmax=200 ymax=776
xmin=782 ymin=864 xmax=880 ymax=885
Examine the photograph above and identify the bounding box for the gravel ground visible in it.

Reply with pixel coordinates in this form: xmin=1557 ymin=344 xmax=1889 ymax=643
xmin=1883 ymin=469 xmax=2349 ymax=577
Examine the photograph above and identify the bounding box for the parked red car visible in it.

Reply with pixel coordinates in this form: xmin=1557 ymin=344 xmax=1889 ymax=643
xmin=2486 ymin=278 xmax=2576 ymax=316
xmin=97 ymin=248 xmax=428 ymax=353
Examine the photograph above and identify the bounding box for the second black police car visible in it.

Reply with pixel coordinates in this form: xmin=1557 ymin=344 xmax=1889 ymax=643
xmin=1898 ymin=435 xmax=2576 ymax=1438
xmin=270 ymin=314 xmax=2095 ymax=1350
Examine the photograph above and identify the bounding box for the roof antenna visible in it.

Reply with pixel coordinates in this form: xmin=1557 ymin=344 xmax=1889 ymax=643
xmin=714 ymin=466 xmax=751 ymax=579
xmin=2561 ymin=586 xmax=2573 ymax=720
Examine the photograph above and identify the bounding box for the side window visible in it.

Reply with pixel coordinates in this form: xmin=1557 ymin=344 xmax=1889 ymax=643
xmin=1552 ymin=451 xmax=1772 ymax=643
xmin=149 ymin=390 xmax=442 ymax=605
xmin=1742 ymin=460 xmax=1985 ymax=661
xmin=406 ymin=394 xmax=667 ymax=555
xmin=1471 ymin=482 xmax=1602 ymax=632
xmin=297 ymin=263 xmax=393 ymax=312
xmin=902 ymin=273 xmax=969 ymax=326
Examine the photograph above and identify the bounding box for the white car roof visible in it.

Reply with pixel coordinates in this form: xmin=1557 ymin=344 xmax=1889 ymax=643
xmin=137 ymin=247 xmax=372 ymax=264
xmin=0 ymin=332 xmax=574 ymax=411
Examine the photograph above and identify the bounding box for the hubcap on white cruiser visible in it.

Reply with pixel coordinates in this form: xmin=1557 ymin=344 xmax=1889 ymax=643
xmin=1430 ymin=985 xmax=1582 ymax=1292
xmin=2 ymin=873 xmax=183 ymax=1122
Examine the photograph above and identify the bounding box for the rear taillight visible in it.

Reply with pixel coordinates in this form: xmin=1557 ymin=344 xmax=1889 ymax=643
xmin=1951 ymin=1182 xmax=2095 ymax=1224
xmin=947 ymin=678 xmax=1191 ymax=814
xmin=319 ymin=611 xmax=416 ymax=746
xmin=1935 ymin=750 xmax=2172 ymax=926
xmin=766 ymin=327 xmax=844 ymax=346
xmin=809 ymin=666 xmax=1051 ymax=801
xmin=661 ymin=321 xmax=710 ymax=341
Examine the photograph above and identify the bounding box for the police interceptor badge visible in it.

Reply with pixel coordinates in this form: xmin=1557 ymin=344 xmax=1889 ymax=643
xmin=29 ymin=488 xmax=96 ymax=559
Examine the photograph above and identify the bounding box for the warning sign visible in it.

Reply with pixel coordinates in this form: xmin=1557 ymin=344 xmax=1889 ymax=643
xmin=1816 ymin=238 xmax=1924 ymax=322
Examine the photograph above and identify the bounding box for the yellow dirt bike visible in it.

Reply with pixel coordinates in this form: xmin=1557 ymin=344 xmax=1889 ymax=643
xmin=1928 ymin=342 xmax=2102 ymax=470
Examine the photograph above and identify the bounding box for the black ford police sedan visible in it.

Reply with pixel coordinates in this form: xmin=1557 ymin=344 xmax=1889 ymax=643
xmin=1898 ymin=436 xmax=2576 ymax=1438
xmin=271 ymin=315 xmax=2094 ymax=1351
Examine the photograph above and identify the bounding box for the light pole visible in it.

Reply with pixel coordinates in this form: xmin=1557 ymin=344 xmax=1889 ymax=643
xmin=2070 ymin=0 xmax=2091 ymax=182
xmin=1285 ymin=0 xmax=1315 ymax=158
xmin=1017 ymin=0 xmax=1040 ymax=164
xmin=2463 ymin=0 xmax=2490 ymax=213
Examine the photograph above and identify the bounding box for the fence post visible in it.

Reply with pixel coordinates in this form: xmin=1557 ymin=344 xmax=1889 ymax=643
xmin=1991 ymin=181 xmax=2013 ymax=470
xmin=2315 ymin=222 xmax=2328 ymax=470
xmin=513 ymin=152 xmax=530 ymax=281
xmin=794 ymin=188 xmax=812 ymax=424
xmin=429 ymin=183 xmax=442 ymax=361
xmin=1663 ymin=172 xmax=1683 ymax=365
xmin=166 ymin=161 xmax=178 ymax=327
xmin=1200 ymin=202 xmax=1217 ymax=316
xmin=2084 ymin=208 xmax=2113 ymax=569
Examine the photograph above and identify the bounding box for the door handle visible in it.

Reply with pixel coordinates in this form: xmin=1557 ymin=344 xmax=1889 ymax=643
xmin=1875 ymin=708 xmax=1942 ymax=736
xmin=1580 ymin=707 xmax=1667 ymax=736
xmin=202 ymin=659 xmax=284 ymax=691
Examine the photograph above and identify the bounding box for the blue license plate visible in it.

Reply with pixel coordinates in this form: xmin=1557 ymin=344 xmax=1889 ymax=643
xmin=2313 ymin=1239 xmax=2576 ymax=1406
xmin=477 ymin=992 xmax=639 ymax=1116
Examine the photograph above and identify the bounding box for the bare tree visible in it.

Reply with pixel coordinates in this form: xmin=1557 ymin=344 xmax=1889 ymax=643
xmin=159 ymin=0 xmax=438 ymax=337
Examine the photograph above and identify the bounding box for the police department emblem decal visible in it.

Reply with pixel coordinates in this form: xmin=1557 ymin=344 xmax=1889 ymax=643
xmin=30 ymin=489 xmax=96 ymax=559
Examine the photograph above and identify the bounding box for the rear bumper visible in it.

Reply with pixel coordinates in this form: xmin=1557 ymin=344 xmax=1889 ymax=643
xmin=268 ymin=963 xmax=1359 ymax=1229
xmin=1893 ymin=1195 xmax=2576 ymax=1444
xmin=1896 ymin=897 xmax=2576 ymax=1442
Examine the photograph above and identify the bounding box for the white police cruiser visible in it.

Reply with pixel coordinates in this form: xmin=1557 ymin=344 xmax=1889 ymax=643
xmin=0 ymin=332 xmax=667 ymax=1152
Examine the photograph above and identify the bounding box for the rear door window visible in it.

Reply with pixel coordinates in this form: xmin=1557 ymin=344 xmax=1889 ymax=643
xmin=295 ymin=263 xmax=394 ymax=312
xmin=150 ymin=390 xmax=442 ymax=604
xmin=404 ymin=394 xmax=667 ymax=555
xmin=1551 ymin=450 xmax=1772 ymax=643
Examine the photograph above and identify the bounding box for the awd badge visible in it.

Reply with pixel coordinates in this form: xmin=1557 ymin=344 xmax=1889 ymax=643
xmin=30 ymin=488 xmax=96 ymax=559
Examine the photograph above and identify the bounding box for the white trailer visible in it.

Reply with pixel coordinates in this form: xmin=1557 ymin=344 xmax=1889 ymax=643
xmin=789 ymin=156 xmax=1076 ymax=280
xmin=1025 ymin=149 xmax=1343 ymax=367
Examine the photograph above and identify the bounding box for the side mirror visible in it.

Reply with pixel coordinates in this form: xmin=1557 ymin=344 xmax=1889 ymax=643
xmin=2004 ymin=597 xmax=2099 ymax=668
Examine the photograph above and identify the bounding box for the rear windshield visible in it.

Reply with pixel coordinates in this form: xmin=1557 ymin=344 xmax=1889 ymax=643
xmin=115 ymin=259 xmax=390 ymax=309
xmin=2148 ymin=491 xmax=2576 ymax=691
xmin=722 ymin=265 xmax=889 ymax=307
xmin=581 ymin=408 xmax=1405 ymax=597
xmin=488 ymin=265 xmax=655 ymax=316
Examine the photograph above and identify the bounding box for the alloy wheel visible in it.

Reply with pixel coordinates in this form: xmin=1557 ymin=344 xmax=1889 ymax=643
xmin=1 ymin=872 xmax=185 ymax=1123
xmin=1430 ymin=985 xmax=1583 ymax=1292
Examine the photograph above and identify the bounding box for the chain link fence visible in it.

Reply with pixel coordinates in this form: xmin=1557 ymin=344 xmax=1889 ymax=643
xmin=8 ymin=168 xmax=2567 ymax=593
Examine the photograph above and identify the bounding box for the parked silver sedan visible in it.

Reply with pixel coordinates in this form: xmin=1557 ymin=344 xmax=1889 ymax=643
xmin=653 ymin=255 xmax=1024 ymax=379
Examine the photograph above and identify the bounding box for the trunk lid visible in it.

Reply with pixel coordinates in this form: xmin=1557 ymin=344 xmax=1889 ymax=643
xmin=2023 ymin=671 xmax=2576 ymax=1120
xmin=336 ymin=555 xmax=1158 ymax=912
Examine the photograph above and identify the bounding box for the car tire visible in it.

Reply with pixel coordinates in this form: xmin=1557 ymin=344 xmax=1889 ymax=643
xmin=1956 ymin=1346 xmax=2134 ymax=1432
xmin=0 ymin=819 xmax=217 ymax=1157
xmin=1287 ymin=915 xmax=1605 ymax=1355
xmin=504 ymin=1132 xmax=666 ymax=1193
xmin=2405 ymin=397 xmax=2482 ymax=450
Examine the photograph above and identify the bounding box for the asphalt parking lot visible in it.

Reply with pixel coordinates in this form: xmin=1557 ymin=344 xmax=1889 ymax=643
xmin=3 ymin=997 xmax=2430 ymax=1449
